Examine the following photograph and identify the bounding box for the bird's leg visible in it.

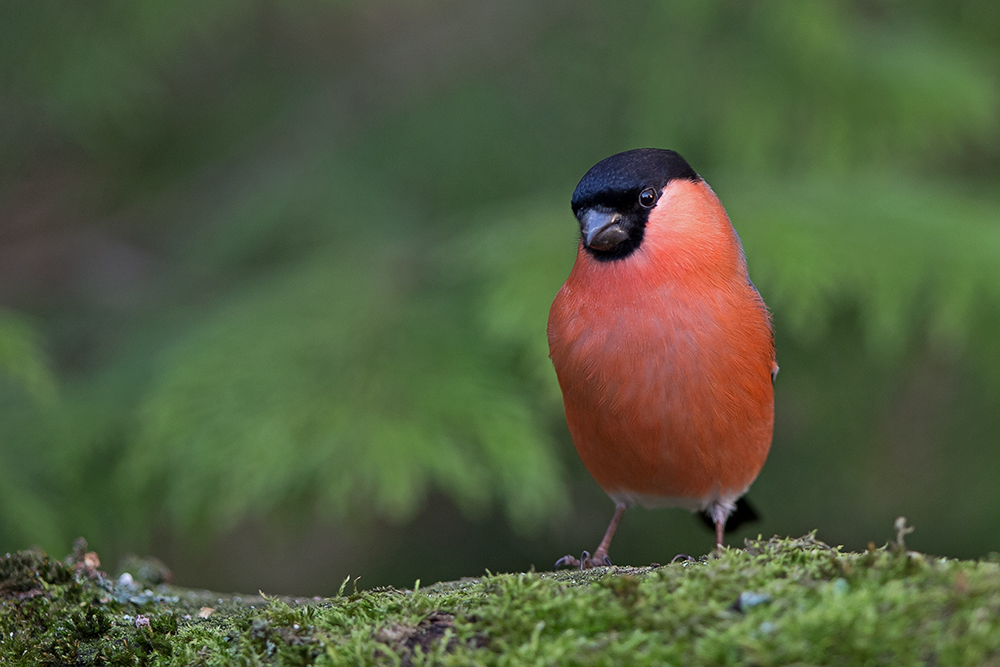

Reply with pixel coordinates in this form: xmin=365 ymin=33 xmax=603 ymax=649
xmin=708 ymin=500 xmax=734 ymax=553
xmin=554 ymin=502 xmax=627 ymax=570
xmin=589 ymin=502 xmax=626 ymax=566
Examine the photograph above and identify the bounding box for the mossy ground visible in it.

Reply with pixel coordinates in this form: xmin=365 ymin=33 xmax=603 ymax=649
xmin=2 ymin=532 xmax=999 ymax=666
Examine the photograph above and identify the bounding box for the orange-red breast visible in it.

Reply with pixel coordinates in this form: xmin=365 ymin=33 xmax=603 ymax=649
xmin=548 ymin=149 xmax=776 ymax=568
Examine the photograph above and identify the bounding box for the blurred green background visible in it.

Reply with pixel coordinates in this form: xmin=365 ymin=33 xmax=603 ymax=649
xmin=2 ymin=0 xmax=1000 ymax=595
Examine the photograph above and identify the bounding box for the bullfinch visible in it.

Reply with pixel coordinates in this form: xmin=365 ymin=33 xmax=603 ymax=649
xmin=548 ymin=149 xmax=776 ymax=568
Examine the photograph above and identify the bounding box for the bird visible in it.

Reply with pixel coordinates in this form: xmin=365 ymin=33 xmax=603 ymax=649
xmin=548 ymin=148 xmax=777 ymax=569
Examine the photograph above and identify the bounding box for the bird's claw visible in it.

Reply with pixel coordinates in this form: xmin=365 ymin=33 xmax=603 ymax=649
xmin=554 ymin=550 xmax=612 ymax=570
xmin=670 ymin=553 xmax=696 ymax=563
xmin=554 ymin=554 xmax=581 ymax=569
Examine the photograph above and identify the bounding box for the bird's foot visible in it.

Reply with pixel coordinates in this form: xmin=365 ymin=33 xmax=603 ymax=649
xmin=553 ymin=553 xmax=580 ymax=569
xmin=590 ymin=548 xmax=612 ymax=568
xmin=670 ymin=553 xmax=696 ymax=564
xmin=554 ymin=549 xmax=612 ymax=570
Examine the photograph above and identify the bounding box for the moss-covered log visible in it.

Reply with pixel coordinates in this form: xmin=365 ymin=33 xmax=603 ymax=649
xmin=2 ymin=533 xmax=999 ymax=665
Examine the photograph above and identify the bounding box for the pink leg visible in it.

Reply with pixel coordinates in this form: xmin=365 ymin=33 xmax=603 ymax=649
xmin=591 ymin=502 xmax=627 ymax=564
xmin=555 ymin=502 xmax=628 ymax=570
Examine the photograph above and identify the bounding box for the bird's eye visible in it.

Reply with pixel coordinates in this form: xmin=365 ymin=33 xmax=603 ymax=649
xmin=638 ymin=188 xmax=657 ymax=208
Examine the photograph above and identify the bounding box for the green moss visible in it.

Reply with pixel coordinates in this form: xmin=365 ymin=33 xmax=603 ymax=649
xmin=0 ymin=548 xmax=173 ymax=665
xmin=3 ymin=534 xmax=1000 ymax=665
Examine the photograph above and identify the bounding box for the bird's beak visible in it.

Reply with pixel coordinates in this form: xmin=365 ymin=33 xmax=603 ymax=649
xmin=580 ymin=209 xmax=628 ymax=251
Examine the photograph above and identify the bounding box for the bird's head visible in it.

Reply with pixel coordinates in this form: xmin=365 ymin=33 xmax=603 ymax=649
xmin=570 ymin=148 xmax=700 ymax=262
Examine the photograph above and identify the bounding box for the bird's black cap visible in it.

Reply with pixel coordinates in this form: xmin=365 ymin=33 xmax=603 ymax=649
xmin=571 ymin=148 xmax=699 ymax=215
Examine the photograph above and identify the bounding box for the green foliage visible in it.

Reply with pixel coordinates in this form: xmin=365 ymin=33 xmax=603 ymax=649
xmin=0 ymin=313 xmax=62 ymax=552
xmin=632 ymin=1 xmax=999 ymax=177
xmin=5 ymin=535 xmax=1000 ymax=665
xmin=1 ymin=0 xmax=1000 ymax=581
xmin=130 ymin=242 xmax=567 ymax=532
xmin=731 ymin=177 xmax=1000 ymax=358
xmin=0 ymin=311 xmax=55 ymax=404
